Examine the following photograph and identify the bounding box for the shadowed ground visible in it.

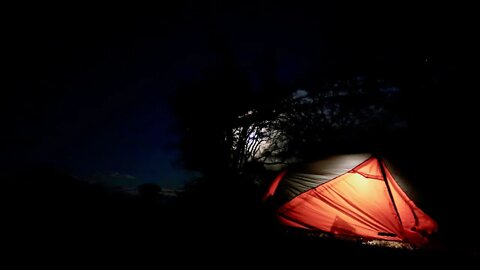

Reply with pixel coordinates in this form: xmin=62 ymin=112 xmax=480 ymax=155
xmin=4 ymin=166 xmax=478 ymax=265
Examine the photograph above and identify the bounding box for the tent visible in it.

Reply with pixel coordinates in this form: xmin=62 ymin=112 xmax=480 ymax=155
xmin=263 ymin=154 xmax=438 ymax=246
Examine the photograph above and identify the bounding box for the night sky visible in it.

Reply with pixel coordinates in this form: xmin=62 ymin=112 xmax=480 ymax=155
xmin=3 ymin=3 xmax=472 ymax=189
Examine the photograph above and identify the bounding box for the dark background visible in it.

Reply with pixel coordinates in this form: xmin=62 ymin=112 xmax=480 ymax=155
xmin=3 ymin=1 xmax=478 ymax=262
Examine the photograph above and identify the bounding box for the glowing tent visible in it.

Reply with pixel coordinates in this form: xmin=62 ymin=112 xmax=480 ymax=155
xmin=263 ymin=154 xmax=438 ymax=246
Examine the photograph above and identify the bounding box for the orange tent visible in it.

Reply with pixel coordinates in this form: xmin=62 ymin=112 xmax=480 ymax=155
xmin=263 ymin=154 xmax=438 ymax=246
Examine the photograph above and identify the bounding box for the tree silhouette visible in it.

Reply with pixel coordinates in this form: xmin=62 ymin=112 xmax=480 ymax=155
xmin=226 ymin=76 xmax=406 ymax=173
xmin=171 ymin=34 xmax=256 ymax=177
xmin=172 ymin=41 xmax=406 ymax=181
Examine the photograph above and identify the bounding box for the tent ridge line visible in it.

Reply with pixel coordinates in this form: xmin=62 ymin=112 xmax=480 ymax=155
xmin=377 ymin=157 xmax=405 ymax=234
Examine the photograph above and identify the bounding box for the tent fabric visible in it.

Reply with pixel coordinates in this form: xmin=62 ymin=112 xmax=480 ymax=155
xmin=272 ymin=154 xmax=371 ymax=206
xmin=264 ymin=154 xmax=438 ymax=246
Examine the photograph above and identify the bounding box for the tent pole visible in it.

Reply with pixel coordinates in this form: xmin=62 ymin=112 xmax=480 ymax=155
xmin=378 ymin=157 xmax=404 ymax=229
